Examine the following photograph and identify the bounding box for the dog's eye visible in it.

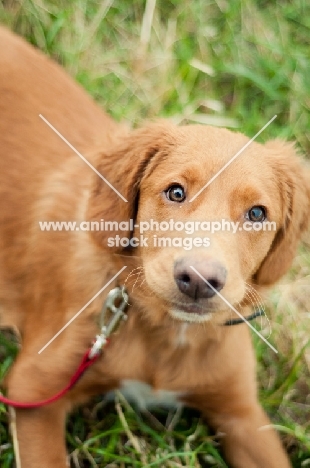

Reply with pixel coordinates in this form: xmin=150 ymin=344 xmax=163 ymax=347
xmin=166 ymin=185 xmax=186 ymax=203
xmin=247 ymin=206 xmax=266 ymax=222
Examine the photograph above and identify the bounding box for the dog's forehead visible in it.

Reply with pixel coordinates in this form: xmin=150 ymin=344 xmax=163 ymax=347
xmin=172 ymin=125 xmax=266 ymax=166
xmin=177 ymin=125 xmax=250 ymax=152
xmin=147 ymin=125 xmax=272 ymax=184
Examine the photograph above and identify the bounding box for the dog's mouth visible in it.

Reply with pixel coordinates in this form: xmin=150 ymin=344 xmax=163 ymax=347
xmin=175 ymin=303 xmax=210 ymax=314
xmin=168 ymin=301 xmax=216 ymax=323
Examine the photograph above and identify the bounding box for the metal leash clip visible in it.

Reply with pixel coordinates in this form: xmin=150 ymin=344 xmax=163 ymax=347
xmin=89 ymin=286 xmax=129 ymax=359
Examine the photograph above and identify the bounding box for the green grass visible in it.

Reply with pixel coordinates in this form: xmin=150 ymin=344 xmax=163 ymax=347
xmin=1 ymin=0 xmax=310 ymax=466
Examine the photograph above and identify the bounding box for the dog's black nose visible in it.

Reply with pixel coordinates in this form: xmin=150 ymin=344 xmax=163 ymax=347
xmin=174 ymin=258 xmax=226 ymax=300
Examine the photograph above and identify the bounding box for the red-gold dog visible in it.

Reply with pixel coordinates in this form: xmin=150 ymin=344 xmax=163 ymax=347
xmin=1 ymin=26 xmax=310 ymax=467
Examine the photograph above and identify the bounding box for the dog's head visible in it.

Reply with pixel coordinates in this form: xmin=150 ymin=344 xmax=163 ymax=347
xmin=87 ymin=123 xmax=310 ymax=325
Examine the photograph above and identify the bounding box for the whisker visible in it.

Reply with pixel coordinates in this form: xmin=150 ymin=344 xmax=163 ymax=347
xmin=124 ymin=266 xmax=144 ymax=282
xmin=132 ymin=269 xmax=143 ymax=291
xmin=244 ymin=284 xmax=272 ymax=338
xmin=244 ymin=282 xmax=265 ymax=306
xmin=245 ymin=283 xmax=266 ymax=314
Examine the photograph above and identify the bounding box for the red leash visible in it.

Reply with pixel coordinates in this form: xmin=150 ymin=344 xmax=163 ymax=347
xmin=0 ymin=347 xmax=101 ymax=409
xmin=0 ymin=286 xmax=128 ymax=410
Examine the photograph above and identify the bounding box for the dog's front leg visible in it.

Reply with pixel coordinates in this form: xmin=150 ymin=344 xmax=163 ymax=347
xmin=4 ymin=329 xmax=93 ymax=468
xmin=192 ymin=396 xmax=291 ymax=468
xmin=5 ymin=351 xmax=73 ymax=468
xmin=11 ymin=401 xmax=69 ymax=468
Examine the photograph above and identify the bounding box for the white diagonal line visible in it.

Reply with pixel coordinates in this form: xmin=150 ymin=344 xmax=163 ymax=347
xmin=39 ymin=114 xmax=128 ymax=202
xmin=38 ymin=266 xmax=127 ymax=354
xmin=190 ymin=266 xmax=278 ymax=353
xmin=189 ymin=115 xmax=277 ymax=202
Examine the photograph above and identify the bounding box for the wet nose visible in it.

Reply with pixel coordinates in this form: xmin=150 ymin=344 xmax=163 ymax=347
xmin=174 ymin=258 xmax=227 ymax=300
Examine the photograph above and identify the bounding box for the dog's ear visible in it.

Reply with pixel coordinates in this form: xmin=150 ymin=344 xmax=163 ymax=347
xmin=87 ymin=122 xmax=176 ymax=250
xmin=254 ymin=141 xmax=310 ymax=286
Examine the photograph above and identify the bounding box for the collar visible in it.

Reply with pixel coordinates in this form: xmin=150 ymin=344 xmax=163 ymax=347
xmin=223 ymin=308 xmax=265 ymax=326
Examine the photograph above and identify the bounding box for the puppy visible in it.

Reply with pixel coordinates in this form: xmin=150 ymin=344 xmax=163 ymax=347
xmin=0 ymin=26 xmax=309 ymax=468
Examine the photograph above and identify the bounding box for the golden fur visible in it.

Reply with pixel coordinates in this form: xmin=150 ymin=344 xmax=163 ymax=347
xmin=1 ymin=26 xmax=310 ymax=468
